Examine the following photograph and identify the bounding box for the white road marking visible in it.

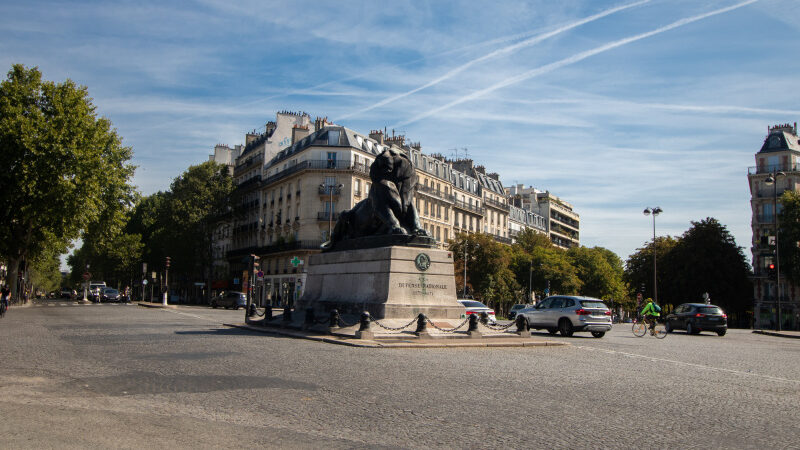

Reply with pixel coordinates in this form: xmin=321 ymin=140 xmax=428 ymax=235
xmin=574 ymin=344 xmax=800 ymax=385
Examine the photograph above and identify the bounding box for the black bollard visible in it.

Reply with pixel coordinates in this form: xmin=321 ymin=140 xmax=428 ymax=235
xmin=479 ymin=312 xmax=489 ymax=324
xmin=515 ymin=315 xmax=527 ymax=332
xmin=329 ymin=309 xmax=340 ymax=329
xmin=355 ymin=311 xmax=373 ymax=339
xmin=515 ymin=315 xmax=530 ymax=337
xmin=282 ymin=306 xmax=292 ymax=324
xmin=358 ymin=311 xmax=371 ymax=331
xmin=303 ymin=308 xmax=315 ymax=330
xmin=468 ymin=313 xmax=479 ymax=332
xmin=415 ymin=313 xmax=428 ymax=334
xmin=264 ymin=306 xmax=273 ymax=322
xmin=248 ymin=303 xmax=256 ymax=318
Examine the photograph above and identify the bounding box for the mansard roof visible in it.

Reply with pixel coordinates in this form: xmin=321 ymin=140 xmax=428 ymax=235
xmin=266 ymin=126 xmax=395 ymax=168
xmin=476 ymin=172 xmax=505 ymax=195
xmin=759 ymin=130 xmax=800 ymax=154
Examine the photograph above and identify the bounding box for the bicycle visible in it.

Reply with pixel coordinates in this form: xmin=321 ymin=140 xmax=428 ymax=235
xmin=632 ymin=317 xmax=666 ymax=339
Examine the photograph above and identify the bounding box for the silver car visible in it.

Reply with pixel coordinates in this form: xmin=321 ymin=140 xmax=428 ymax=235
xmin=517 ymin=295 xmax=612 ymax=338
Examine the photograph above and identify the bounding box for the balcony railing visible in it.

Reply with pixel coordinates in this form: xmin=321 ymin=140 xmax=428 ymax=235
xmin=235 ymin=175 xmax=262 ymax=191
xmin=754 ymin=214 xmax=776 ymax=224
xmin=453 ymin=199 xmax=483 ymax=215
xmin=748 ymin=164 xmax=800 ymax=175
xmin=493 ymin=235 xmax=513 ymax=245
xmin=484 ymin=197 xmax=510 ymax=211
xmin=317 ymin=211 xmax=340 ymax=221
xmin=416 ymin=184 xmax=454 ymax=203
xmin=263 ymin=160 xmax=370 ymax=186
xmin=318 ymin=186 xmax=342 ymax=195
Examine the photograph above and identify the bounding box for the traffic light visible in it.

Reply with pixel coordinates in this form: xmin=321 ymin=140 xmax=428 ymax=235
xmin=165 ymin=256 xmax=171 ymax=269
xmin=768 ymin=262 xmax=776 ymax=280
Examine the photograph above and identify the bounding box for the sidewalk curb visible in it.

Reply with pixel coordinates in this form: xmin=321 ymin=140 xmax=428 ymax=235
xmin=224 ymin=322 xmax=569 ymax=349
xmin=752 ymin=330 xmax=800 ymax=339
xmin=137 ymin=302 xmax=178 ymax=309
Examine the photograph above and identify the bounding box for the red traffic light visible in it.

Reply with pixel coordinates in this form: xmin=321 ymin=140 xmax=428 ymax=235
xmin=768 ymin=263 xmax=775 ymax=270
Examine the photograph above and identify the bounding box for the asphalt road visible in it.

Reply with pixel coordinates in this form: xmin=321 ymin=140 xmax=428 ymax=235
xmin=1 ymin=300 xmax=798 ymax=449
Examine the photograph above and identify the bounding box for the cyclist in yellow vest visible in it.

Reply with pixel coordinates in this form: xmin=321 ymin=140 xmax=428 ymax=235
xmin=640 ymin=298 xmax=660 ymax=335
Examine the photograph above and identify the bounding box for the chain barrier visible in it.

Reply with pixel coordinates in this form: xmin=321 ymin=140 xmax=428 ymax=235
xmin=337 ymin=316 xmax=360 ymax=328
xmin=249 ymin=305 xmax=265 ymax=317
xmin=369 ymin=316 xmax=419 ymax=331
xmin=478 ymin=320 xmax=517 ymax=331
xmin=425 ymin=316 xmax=470 ymax=333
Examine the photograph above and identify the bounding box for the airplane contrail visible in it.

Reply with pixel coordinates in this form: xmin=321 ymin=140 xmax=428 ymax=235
xmin=336 ymin=0 xmax=651 ymax=121
xmin=394 ymin=0 xmax=759 ymax=128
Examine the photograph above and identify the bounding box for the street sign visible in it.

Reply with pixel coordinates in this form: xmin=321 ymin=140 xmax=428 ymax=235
xmin=142 ymin=262 xmax=147 ymax=273
xmin=82 ymin=272 xmax=91 ymax=281
xmin=256 ymin=270 xmax=264 ymax=281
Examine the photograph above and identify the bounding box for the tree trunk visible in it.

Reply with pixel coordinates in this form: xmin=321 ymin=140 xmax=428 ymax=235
xmin=7 ymin=256 xmax=20 ymax=302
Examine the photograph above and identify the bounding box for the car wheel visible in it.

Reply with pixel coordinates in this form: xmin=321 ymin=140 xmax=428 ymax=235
xmin=686 ymin=322 xmax=695 ymax=335
xmin=211 ymin=301 xmax=217 ymax=309
xmin=665 ymin=321 xmax=672 ymax=333
xmin=559 ymin=319 xmax=573 ymax=337
xmin=717 ymin=329 xmax=726 ymax=337
xmin=591 ymin=331 xmax=605 ymax=338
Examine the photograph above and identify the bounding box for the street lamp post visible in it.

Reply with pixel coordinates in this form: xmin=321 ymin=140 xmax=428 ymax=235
xmin=463 ymin=241 xmax=468 ymax=298
xmin=528 ymin=260 xmax=533 ymax=302
xmin=765 ymin=171 xmax=785 ymax=331
xmin=643 ymin=207 xmax=662 ymax=304
xmin=321 ymin=183 xmax=343 ymax=241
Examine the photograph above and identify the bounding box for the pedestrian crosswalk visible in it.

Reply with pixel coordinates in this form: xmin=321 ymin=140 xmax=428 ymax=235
xmin=33 ymin=302 xmax=135 ymax=307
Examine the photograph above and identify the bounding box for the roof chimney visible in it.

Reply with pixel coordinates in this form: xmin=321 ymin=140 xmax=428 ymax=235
xmin=292 ymin=124 xmax=310 ymax=145
xmin=369 ymin=130 xmax=384 ymax=145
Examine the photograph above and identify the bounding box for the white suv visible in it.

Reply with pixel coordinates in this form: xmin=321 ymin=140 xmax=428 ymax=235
xmin=517 ymin=295 xmax=612 ymax=338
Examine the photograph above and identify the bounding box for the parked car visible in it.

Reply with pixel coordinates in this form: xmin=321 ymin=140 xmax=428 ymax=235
xmin=665 ymin=303 xmax=727 ymax=336
xmin=211 ymin=291 xmax=247 ymax=310
xmin=60 ymin=288 xmax=76 ymax=299
xmin=517 ymin=295 xmax=612 ymax=338
xmin=508 ymin=304 xmax=528 ymax=320
xmin=100 ymin=287 xmax=121 ymax=303
xmin=458 ymin=299 xmax=497 ymax=324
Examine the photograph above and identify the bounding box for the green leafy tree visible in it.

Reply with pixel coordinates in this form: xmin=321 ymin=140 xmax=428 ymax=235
xmin=0 ymin=64 xmax=134 ymax=299
xmin=567 ymin=246 xmax=626 ymax=302
xmin=668 ymin=218 xmax=752 ymax=323
xmin=624 ymin=236 xmax=678 ymax=308
xmin=778 ymin=191 xmax=800 ymax=286
xmin=449 ymin=232 xmax=519 ymax=312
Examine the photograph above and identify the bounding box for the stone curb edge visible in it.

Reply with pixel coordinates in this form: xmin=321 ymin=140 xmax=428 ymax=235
xmin=223 ymin=323 xmax=569 ymax=349
xmin=137 ymin=302 xmax=178 ymax=309
xmin=752 ymin=330 xmax=800 ymax=339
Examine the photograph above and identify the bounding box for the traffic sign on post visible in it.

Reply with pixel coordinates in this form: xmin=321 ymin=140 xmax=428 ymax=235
xmin=82 ymin=272 xmax=91 ymax=281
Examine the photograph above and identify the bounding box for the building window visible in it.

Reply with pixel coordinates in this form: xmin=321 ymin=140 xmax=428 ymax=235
xmin=327 ymin=152 xmax=337 ymax=168
xmin=328 ymin=130 xmax=340 ymax=146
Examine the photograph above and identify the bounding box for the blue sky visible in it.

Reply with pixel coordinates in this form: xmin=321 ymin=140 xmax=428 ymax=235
xmin=3 ymin=0 xmax=799 ymax=263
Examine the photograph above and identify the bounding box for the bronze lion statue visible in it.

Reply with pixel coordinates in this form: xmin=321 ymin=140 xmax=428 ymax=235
xmin=326 ymin=147 xmax=428 ymax=246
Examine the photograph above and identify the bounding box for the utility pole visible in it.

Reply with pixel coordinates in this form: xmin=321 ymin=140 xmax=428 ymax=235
xmin=163 ymin=256 xmax=170 ymax=305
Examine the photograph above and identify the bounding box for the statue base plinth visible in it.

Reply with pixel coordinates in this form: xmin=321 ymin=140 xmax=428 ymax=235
xmin=297 ymin=245 xmax=462 ymax=320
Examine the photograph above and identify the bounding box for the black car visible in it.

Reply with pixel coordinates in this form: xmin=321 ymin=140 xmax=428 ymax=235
xmin=508 ymin=304 xmax=528 ymax=320
xmin=100 ymin=287 xmax=121 ymax=303
xmin=665 ymin=303 xmax=727 ymax=336
xmin=211 ymin=291 xmax=247 ymax=310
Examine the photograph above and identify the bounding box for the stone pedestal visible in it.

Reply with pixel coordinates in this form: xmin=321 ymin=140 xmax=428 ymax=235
xmin=297 ymin=246 xmax=463 ymax=320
